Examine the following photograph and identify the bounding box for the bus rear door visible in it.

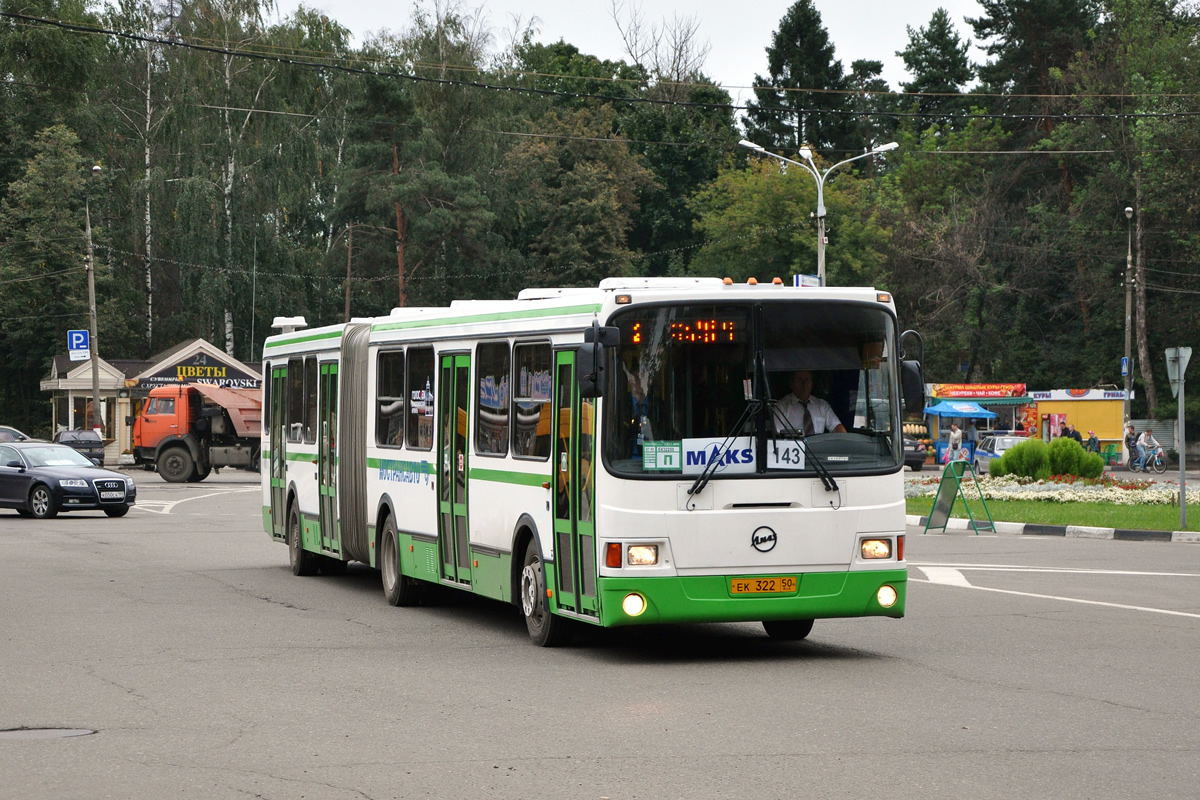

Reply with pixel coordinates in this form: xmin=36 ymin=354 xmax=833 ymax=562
xmin=269 ymin=364 xmax=288 ymax=540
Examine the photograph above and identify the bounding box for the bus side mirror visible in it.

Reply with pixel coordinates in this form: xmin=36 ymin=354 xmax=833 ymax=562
xmin=901 ymin=360 xmax=925 ymax=414
xmin=578 ymin=323 xmax=619 ymax=399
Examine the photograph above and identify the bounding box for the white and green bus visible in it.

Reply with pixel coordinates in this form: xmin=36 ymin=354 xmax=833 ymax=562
xmin=261 ymin=277 xmax=924 ymax=646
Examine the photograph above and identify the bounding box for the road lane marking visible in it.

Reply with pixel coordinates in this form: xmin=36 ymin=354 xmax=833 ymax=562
xmin=911 ymin=561 xmax=1200 ymax=578
xmin=912 ymin=565 xmax=1200 ymax=619
xmin=132 ymin=487 xmax=259 ymax=515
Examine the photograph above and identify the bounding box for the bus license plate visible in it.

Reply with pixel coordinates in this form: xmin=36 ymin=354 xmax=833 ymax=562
xmin=100 ymin=491 xmax=124 ymax=500
xmin=731 ymin=576 xmax=797 ymax=595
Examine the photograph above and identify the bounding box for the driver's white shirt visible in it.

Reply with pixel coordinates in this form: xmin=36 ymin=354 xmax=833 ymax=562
xmin=776 ymin=393 xmax=841 ymax=434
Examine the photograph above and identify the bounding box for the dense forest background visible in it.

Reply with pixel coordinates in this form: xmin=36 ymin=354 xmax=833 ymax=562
xmin=2 ymin=0 xmax=1199 ymax=435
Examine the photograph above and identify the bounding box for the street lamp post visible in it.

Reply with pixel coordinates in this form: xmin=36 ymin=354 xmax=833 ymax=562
xmin=85 ymin=164 xmax=102 ymax=434
xmin=739 ymin=139 xmax=898 ymax=285
xmin=1124 ymin=205 xmax=1134 ymax=428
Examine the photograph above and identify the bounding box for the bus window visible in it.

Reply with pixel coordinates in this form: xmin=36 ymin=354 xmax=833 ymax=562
xmin=376 ymin=350 xmax=405 ymax=447
xmin=512 ymin=343 xmax=551 ymax=460
xmin=475 ymin=342 xmax=510 ymax=456
xmin=287 ymin=357 xmax=304 ymax=443
xmin=303 ymin=357 xmax=318 ymax=444
xmin=406 ymin=347 xmax=435 ymax=450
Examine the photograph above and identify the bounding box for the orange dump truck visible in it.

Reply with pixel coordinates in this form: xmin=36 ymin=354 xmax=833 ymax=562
xmin=129 ymin=384 xmax=261 ymax=482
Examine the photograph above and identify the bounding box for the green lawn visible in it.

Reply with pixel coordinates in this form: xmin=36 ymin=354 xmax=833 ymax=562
xmin=906 ymin=497 xmax=1200 ymax=532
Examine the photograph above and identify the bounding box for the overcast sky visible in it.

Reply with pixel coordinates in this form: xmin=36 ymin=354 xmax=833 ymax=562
xmin=271 ymin=0 xmax=988 ymax=104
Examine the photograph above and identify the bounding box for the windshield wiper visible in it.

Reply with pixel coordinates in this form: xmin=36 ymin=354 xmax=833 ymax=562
xmin=766 ymin=402 xmax=840 ymax=493
xmin=687 ymin=400 xmax=760 ymax=500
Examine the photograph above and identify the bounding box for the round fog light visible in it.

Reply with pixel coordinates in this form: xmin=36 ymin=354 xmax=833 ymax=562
xmin=622 ymin=593 xmax=646 ymax=617
xmin=876 ymin=585 xmax=898 ymax=608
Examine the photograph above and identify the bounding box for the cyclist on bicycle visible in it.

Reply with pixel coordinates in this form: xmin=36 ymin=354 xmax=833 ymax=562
xmin=1135 ymin=428 xmax=1161 ymax=472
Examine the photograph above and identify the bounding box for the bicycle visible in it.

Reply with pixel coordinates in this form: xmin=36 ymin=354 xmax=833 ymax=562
xmin=1136 ymin=446 xmax=1167 ymax=474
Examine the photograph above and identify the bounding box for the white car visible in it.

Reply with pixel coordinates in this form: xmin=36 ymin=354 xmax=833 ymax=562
xmin=973 ymin=435 xmax=1028 ymax=474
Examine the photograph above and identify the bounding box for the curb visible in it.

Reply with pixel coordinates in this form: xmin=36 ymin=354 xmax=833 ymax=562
xmin=905 ymin=515 xmax=1200 ymax=544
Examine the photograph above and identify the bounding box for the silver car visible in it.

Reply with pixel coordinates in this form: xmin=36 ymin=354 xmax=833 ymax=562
xmin=973 ymin=435 xmax=1028 ymax=474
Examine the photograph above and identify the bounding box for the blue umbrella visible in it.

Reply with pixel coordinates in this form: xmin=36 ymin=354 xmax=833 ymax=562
xmin=922 ymin=400 xmax=997 ymax=419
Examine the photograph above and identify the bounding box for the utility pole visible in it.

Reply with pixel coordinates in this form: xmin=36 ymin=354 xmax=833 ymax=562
xmin=85 ymin=164 xmax=102 ymax=434
xmin=1123 ymin=206 xmax=1133 ymax=428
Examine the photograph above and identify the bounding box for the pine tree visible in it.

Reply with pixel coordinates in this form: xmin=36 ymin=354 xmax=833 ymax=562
xmin=743 ymin=0 xmax=853 ymax=156
xmin=897 ymin=8 xmax=974 ymax=129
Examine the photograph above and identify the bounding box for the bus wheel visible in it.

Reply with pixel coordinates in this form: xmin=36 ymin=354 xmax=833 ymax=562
xmin=519 ymin=541 xmax=573 ymax=647
xmin=762 ymin=619 xmax=814 ymax=641
xmin=380 ymin=515 xmax=419 ymax=606
xmin=288 ymin=504 xmax=318 ymax=576
xmin=157 ymin=448 xmax=193 ymax=483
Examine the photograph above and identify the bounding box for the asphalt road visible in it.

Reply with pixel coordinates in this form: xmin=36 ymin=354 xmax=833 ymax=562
xmin=2 ymin=471 xmax=1199 ymax=799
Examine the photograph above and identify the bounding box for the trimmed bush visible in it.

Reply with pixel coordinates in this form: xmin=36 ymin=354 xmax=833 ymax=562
xmin=1079 ymin=452 xmax=1105 ymax=479
xmin=1047 ymin=437 xmax=1084 ymax=476
xmin=988 ymin=457 xmax=1006 ymax=477
xmin=999 ymin=438 xmax=1048 ymax=479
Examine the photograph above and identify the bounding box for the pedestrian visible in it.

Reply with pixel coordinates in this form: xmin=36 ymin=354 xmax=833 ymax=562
xmin=1124 ymin=423 xmax=1138 ymax=468
xmin=947 ymin=422 xmax=962 ymax=460
xmin=1085 ymin=430 xmax=1100 ymax=453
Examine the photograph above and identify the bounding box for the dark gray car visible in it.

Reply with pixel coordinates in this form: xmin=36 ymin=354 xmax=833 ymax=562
xmin=52 ymin=429 xmax=106 ymax=466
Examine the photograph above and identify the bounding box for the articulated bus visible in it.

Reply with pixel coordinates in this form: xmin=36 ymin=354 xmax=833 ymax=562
xmin=261 ymin=277 xmax=924 ymax=646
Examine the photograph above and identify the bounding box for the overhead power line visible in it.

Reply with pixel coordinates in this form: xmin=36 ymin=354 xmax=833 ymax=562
xmin=6 ymin=12 xmax=1200 ymax=123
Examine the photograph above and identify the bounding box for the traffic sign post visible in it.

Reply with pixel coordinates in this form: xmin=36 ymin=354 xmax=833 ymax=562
xmin=67 ymin=329 xmax=90 ymax=362
xmin=1165 ymin=347 xmax=1191 ymax=528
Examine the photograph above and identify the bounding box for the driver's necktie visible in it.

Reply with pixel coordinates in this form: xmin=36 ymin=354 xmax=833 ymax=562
xmin=801 ymin=402 xmax=814 ymax=436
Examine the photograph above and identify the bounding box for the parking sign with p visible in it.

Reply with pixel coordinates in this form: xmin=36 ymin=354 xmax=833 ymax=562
xmin=68 ymin=329 xmax=90 ymax=361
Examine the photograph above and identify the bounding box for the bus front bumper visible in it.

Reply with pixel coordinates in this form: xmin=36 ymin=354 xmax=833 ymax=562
xmin=596 ymin=569 xmax=906 ymax=627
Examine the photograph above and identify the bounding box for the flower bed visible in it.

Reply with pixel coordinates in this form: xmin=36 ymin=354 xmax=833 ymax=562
xmin=905 ymin=472 xmax=1200 ymax=506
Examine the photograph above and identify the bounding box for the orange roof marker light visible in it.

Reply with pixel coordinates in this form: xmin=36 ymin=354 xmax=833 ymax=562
xmin=772 ymin=277 xmax=783 ymax=285
xmin=723 ymin=277 xmax=734 ymax=285
xmin=747 ymin=277 xmax=758 ymax=285
xmin=877 ymin=292 xmax=892 ymax=304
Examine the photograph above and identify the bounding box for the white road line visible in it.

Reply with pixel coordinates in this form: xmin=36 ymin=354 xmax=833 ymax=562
xmin=132 ymin=487 xmax=258 ymax=515
xmin=911 ymin=561 xmax=1200 ymax=578
xmin=913 ymin=566 xmax=1200 ymax=619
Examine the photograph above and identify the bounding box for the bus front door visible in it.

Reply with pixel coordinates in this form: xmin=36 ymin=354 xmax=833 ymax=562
xmin=318 ymin=362 xmax=340 ymax=558
xmin=269 ymin=364 xmax=288 ymax=540
xmin=551 ymin=350 xmax=598 ymax=618
xmin=437 ymin=354 xmax=472 ymax=586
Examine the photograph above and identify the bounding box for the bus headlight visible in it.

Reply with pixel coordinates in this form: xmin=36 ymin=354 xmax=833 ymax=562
xmin=877 ymin=585 xmax=898 ymax=608
xmin=622 ymin=593 xmax=647 ymax=616
xmin=627 ymin=545 xmax=658 ymax=566
xmin=861 ymin=539 xmax=891 ymax=559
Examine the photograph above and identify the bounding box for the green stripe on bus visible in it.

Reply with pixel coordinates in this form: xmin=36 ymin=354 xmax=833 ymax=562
xmin=469 ymin=468 xmax=547 ymax=487
xmin=263 ymin=329 xmax=343 ymax=350
xmin=372 ymin=303 xmax=601 ymax=332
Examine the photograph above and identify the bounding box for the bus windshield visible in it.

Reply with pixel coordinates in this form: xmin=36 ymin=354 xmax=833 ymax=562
xmin=602 ymin=301 xmax=901 ymax=477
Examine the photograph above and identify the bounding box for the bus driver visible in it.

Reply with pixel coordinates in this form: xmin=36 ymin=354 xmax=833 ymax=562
xmin=777 ymin=370 xmax=846 ymax=435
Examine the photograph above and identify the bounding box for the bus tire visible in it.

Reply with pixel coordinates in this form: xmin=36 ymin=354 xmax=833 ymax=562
xmin=519 ymin=540 xmax=573 ymax=647
xmin=288 ymin=503 xmax=318 ymax=576
xmin=762 ymin=619 xmax=814 ymax=641
xmin=157 ymin=448 xmax=193 ymax=483
xmin=381 ymin=515 xmax=419 ymax=606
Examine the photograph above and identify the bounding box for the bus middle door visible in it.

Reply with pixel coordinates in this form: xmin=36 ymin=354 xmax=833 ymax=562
xmin=551 ymin=350 xmax=598 ymax=618
xmin=437 ymin=354 xmax=472 ymax=586
xmin=269 ymin=365 xmax=288 ymax=540
xmin=318 ymin=362 xmax=340 ymax=558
